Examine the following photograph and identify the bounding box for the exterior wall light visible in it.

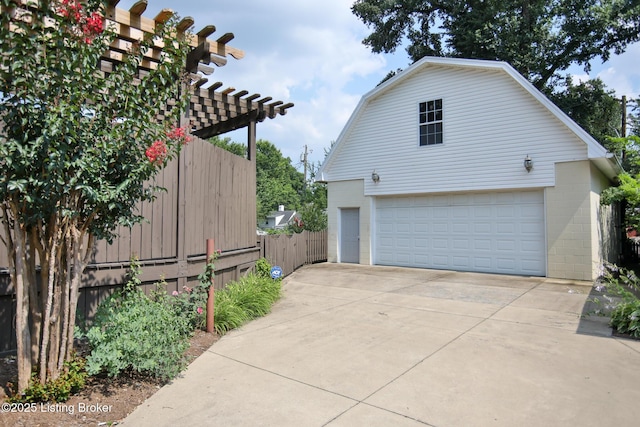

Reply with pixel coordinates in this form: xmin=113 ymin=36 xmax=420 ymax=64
xmin=372 ymin=170 xmax=380 ymax=183
xmin=524 ymin=155 xmax=533 ymax=173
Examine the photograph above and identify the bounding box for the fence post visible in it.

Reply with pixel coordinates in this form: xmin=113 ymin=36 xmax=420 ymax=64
xmin=206 ymin=238 xmax=215 ymax=334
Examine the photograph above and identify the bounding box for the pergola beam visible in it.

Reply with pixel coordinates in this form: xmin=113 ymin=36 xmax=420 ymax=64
xmin=4 ymin=1 xmax=292 ymax=141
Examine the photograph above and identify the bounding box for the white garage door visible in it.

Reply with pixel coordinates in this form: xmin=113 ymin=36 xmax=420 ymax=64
xmin=375 ymin=190 xmax=545 ymax=276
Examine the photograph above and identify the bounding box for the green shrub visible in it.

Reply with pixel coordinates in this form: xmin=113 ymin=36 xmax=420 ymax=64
xmin=161 ymin=251 xmax=217 ymax=330
xmin=10 ymin=356 xmax=87 ymax=403
xmin=610 ymin=300 xmax=640 ymax=338
xmin=214 ymin=273 xmax=281 ymax=335
xmin=85 ymin=287 xmax=191 ymax=380
xmin=166 ymin=281 xmax=209 ymax=330
xmin=254 ymin=257 xmax=273 ymax=279
xmin=85 ymin=260 xmax=192 ymax=381
xmin=597 ymin=263 xmax=640 ymax=337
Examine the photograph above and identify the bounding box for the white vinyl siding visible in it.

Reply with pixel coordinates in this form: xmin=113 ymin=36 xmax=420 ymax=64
xmin=375 ymin=190 xmax=545 ymax=276
xmin=323 ymin=65 xmax=588 ymax=196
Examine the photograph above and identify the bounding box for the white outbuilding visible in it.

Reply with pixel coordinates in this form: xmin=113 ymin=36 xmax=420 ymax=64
xmin=318 ymin=57 xmax=621 ymax=281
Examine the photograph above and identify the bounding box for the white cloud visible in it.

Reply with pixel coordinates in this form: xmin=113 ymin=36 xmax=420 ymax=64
xmin=114 ymin=0 xmax=390 ymax=165
xmin=113 ymin=3 xmax=637 ymax=163
xmin=570 ymin=73 xmax=590 ymax=85
xmin=569 ymin=43 xmax=640 ymax=98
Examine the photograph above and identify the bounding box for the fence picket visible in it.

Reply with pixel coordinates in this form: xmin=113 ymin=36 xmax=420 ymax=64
xmin=258 ymin=231 xmax=327 ymax=277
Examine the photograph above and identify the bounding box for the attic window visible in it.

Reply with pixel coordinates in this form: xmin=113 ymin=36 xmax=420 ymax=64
xmin=419 ymin=99 xmax=443 ymax=146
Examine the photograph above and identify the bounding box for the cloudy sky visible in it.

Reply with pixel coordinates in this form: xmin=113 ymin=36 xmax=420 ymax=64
xmin=115 ymin=0 xmax=640 ymax=168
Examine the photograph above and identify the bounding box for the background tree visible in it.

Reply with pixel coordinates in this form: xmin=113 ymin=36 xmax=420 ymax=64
xmin=211 ymin=136 xmax=328 ymax=230
xmin=545 ymin=77 xmax=623 ymax=144
xmin=256 ymin=140 xmax=306 ymax=220
xmin=209 ymin=135 xmax=247 ymax=157
xmin=589 ymin=96 xmax=640 ymax=231
xmin=352 ymin=0 xmax=640 ymax=90
xmin=629 ymin=98 xmax=640 ymax=136
xmin=295 ymin=162 xmax=328 ymax=232
xmin=0 ymin=0 xmax=191 ymax=392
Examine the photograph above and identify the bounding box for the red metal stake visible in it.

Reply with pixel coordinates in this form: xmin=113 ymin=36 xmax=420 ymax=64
xmin=206 ymin=238 xmax=215 ymax=333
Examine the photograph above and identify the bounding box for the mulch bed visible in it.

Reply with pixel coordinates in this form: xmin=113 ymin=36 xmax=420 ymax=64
xmin=0 ymin=330 xmax=218 ymax=427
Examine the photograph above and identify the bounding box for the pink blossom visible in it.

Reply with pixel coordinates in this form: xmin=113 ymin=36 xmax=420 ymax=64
xmin=84 ymin=12 xmax=104 ymax=36
xmin=166 ymin=126 xmax=191 ymax=145
xmin=172 ymin=290 xmax=179 ymax=296
xmin=197 ymin=307 xmax=203 ymax=315
xmin=145 ymin=140 xmax=168 ymax=165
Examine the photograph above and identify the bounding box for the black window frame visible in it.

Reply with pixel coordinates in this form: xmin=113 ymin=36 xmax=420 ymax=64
xmin=419 ymin=99 xmax=443 ymax=146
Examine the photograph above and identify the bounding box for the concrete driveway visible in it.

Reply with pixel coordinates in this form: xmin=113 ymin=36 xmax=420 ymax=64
xmin=123 ymin=263 xmax=640 ymax=426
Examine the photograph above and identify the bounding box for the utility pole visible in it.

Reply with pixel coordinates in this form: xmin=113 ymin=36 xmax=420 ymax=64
xmin=301 ymin=144 xmax=310 ymax=191
xmin=622 ymin=95 xmax=627 ymax=137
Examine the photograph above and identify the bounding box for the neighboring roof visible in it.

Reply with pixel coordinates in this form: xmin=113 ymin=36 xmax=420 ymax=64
xmin=319 ymin=57 xmax=620 ymax=181
xmin=265 ymin=210 xmax=297 ymax=227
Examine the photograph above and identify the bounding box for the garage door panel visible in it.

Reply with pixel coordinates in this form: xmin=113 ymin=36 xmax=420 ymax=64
xmin=452 ymin=256 xmax=470 ymax=269
xmin=521 ymin=259 xmax=544 ymax=273
xmin=434 ymin=207 xmax=449 ymax=218
xmin=379 ymin=223 xmax=394 ymax=233
xmin=474 ymin=239 xmax=492 ymax=251
xmin=521 ymin=239 xmax=542 ymax=252
xmin=474 ymin=257 xmax=492 ymax=269
xmin=496 ymin=239 xmax=516 ymax=251
xmin=432 ymin=255 xmax=449 ymax=267
xmin=474 ymin=206 xmax=492 ymax=217
xmin=474 ymin=222 xmax=493 ymax=233
xmin=497 ymin=206 xmax=516 ymax=218
xmin=433 ymin=221 xmax=449 ymax=232
xmin=415 ymin=239 xmax=428 ymax=248
xmin=415 ymin=207 xmax=430 ymax=218
xmin=521 ymin=221 xmax=541 ymax=234
xmin=520 ymin=205 xmax=541 ymax=218
xmin=452 ymin=222 xmax=470 ymax=233
xmin=415 ymin=222 xmax=429 ymax=233
xmin=453 ymin=239 xmax=469 ymax=250
xmin=397 ymin=223 xmax=411 ymax=233
xmin=375 ymin=190 xmax=545 ymax=276
xmin=519 ymin=191 xmax=543 ymax=204
xmin=497 ymin=223 xmax=515 ymax=234
xmin=433 ymin=239 xmax=448 ymax=249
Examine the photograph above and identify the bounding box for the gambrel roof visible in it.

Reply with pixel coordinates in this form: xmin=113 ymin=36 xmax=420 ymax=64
xmin=320 ymin=57 xmax=619 ymax=181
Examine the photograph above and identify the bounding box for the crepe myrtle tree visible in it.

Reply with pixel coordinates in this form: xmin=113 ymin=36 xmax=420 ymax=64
xmin=0 ymin=0 xmax=192 ymax=393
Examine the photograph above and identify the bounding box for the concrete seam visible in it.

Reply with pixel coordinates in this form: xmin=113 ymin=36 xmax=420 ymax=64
xmin=322 ymin=401 xmax=436 ymax=427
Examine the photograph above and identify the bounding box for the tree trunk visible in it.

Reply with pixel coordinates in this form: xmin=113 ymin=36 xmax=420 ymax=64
xmin=27 ymin=229 xmax=42 ymax=369
xmin=65 ymin=227 xmax=85 ymax=361
xmin=13 ymin=217 xmax=32 ymax=393
xmin=58 ymin=234 xmax=73 ymax=373
xmin=38 ymin=229 xmax=57 ymax=384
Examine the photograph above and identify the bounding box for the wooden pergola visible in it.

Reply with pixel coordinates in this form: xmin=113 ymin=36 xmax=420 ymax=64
xmin=5 ymin=0 xmax=294 ymax=143
xmin=104 ymin=0 xmax=293 ymax=153
xmin=3 ymin=0 xmax=293 ymax=156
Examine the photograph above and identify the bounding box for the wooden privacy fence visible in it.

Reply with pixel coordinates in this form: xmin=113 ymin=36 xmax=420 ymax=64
xmin=258 ymin=231 xmax=327 ymax=277
xmin=0 ymin=134 xmax=327 ymax=354
xmin=0 ymin=227 xmax=327 ymax=354
xmin=0 ymin=136 xmax=259 ymax=353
